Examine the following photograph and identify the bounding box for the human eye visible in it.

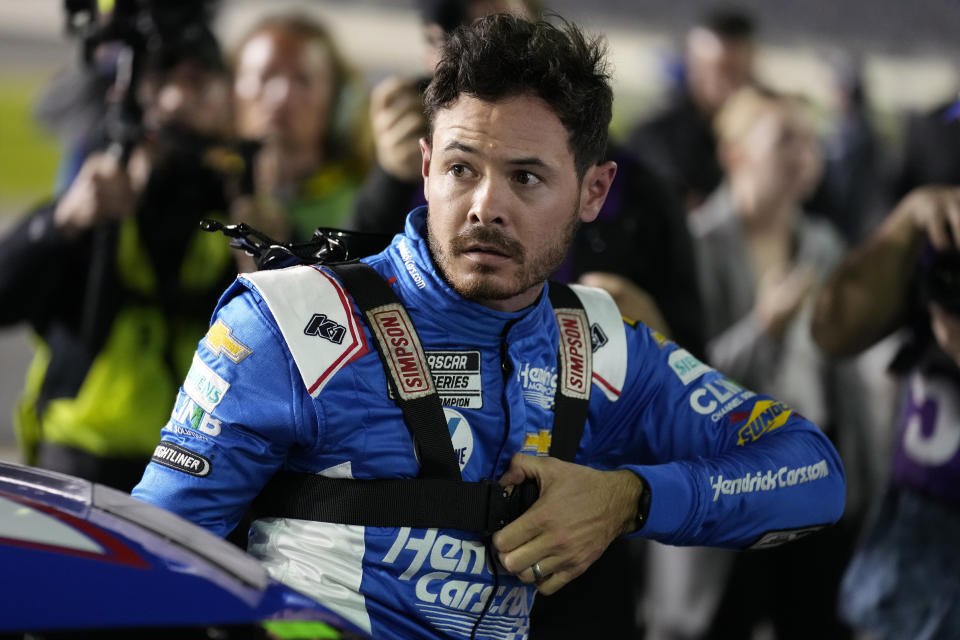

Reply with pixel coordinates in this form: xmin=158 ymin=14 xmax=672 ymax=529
xmin=449 ymin=163 xmax=474 ymax=178
xmin=514 ymin=170 xmax=542 ymax=186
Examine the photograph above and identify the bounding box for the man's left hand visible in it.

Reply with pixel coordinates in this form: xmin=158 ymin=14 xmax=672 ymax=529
xmin=492 ymin=453 xmax=643 ymax=594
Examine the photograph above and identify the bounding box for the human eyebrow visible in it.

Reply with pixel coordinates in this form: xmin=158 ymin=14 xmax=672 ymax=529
xmin=508 ymin=157 xmax=548 ymax=169
xmin=443 ymin=141 xmax=476 ymax=154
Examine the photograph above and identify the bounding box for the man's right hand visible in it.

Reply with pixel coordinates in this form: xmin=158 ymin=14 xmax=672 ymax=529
xmin=54 ymin=152 xmax=137 ymax=235
xmin=813 ymin=186 xmax=960 ymax=357
xmin=370 ymin=76 xmax=429 ymax=182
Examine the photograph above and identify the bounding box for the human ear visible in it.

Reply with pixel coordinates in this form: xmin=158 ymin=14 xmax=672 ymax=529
xmin=420 ymin=137 xmax=432 ymax=202
xmin=578 ymin=161 xmax=618 ymax=223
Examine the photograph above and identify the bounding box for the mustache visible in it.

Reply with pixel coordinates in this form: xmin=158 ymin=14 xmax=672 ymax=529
xmin=450 ymin=227 xmax=524 ymax=260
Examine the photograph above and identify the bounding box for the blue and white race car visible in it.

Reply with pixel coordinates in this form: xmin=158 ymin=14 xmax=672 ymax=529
xmin=0 ymin=460 xmax=369 ymax=639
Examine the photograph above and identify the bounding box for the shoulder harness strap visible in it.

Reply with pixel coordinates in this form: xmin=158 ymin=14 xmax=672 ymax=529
xmin=328 ymin=261 xmax=461 ymax=481
xmin=547 ymin=282 xmax=591 ymax=461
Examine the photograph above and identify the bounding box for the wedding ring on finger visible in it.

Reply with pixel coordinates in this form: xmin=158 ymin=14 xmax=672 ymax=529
xmin=531 ymin=561 xmax=544 ymax=583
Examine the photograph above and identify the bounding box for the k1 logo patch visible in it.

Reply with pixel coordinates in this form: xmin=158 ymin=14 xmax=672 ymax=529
xmin=304 ymin=313 xmax=347 ymax=344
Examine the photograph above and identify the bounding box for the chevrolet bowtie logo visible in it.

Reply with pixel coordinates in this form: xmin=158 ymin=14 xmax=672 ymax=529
xmin=203 ymin=319 xmax=253 ymax=363
xmin=523 ymin=429 xmax=552 ymax=456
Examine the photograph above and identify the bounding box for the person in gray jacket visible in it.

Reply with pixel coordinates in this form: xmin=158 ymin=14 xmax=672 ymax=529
xmin=644 ymin=85 xmax=871 ymax=640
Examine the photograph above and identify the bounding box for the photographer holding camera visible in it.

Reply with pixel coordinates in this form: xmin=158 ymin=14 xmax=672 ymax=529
xmin=812 ymin=185 xmax=960 ymax=638
xmin=0 ymin=7 xmax=238 ymax=492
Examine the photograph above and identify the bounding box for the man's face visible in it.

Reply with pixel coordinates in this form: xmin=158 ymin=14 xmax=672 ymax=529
xmin=140 ymin=60 xmax=232 ymax=139
xmin=422 ymin=94 xmax=615 ymax=312
xmin=234 ymin=28 xmax=335 ymax=149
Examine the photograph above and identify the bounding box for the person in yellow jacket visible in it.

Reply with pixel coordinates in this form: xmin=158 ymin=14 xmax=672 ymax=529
xmin=0 ymin=25 xmax=236 ymax=492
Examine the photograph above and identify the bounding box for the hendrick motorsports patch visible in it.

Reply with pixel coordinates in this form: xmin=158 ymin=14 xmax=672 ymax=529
xmin=151 ymin=443 xmax=211 ymax=477
xmin=427 ymin=350 xmax=483 ymax=409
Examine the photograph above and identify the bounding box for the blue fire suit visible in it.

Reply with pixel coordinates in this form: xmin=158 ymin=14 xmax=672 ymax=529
xmin=133 ymin=206 xmax=845 ymax=640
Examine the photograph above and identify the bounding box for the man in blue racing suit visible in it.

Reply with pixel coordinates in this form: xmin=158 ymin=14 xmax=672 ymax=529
xmin=133 ymin=15 xmax=845 ymax=640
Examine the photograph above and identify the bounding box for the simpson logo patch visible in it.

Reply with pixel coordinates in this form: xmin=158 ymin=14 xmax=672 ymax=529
xmin=151 ymin=443 xmax=211 ymax=477
xmin=203 ymin=319 xmax=253 ymax=363
xmin=555 ymin=309 xmax=591 ymax=400
xmin=304 ymin=313 xmax=347 ymax=344
xmin=369 ymin=304 xmax=435 ymax=399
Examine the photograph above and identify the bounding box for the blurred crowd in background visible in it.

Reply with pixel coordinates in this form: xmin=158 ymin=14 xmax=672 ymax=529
xmin=2 ymin=0 xmax=960 ymax=638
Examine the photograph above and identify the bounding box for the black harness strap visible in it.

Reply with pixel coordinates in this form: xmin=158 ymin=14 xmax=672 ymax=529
xmin=250 ymin=271 xmax=592 ymax=533
xmin=547 ymin=283 xmax=591 ymax=462
xmin=255 ymin=475 xmax=540 ymax=535
xmin=327 ymin=261 xmax=461 ymax=481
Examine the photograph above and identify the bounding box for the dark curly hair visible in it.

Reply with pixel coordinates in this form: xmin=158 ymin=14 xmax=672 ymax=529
xmin=424 ymin=13 xmax=612 ymax=178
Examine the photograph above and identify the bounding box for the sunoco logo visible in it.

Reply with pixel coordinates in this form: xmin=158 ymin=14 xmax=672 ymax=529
xmin=735 ymin=400 xmax=792 ymax=445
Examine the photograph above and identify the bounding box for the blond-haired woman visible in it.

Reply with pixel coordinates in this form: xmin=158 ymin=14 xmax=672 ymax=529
xmin=645 ymin=86 xmax=870 ymax=639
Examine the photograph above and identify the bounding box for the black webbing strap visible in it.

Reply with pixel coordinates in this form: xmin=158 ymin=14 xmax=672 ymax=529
xmin=254 ymin=473 xmax=539 ymax=535
xmin=546 ymin=282 xmax=592 ymax=462
xmin=327 ymin=261 xmax=461 ymax=481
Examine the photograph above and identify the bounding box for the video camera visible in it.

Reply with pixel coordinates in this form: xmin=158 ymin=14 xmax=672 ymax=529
xmin=918 ymin=245 xmax=960 ymax=315
xmin=61 ymin=0 xmax=221 ymax=160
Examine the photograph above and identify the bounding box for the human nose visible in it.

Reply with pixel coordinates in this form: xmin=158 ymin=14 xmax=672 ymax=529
xmin=262 ymin=75 xmax=293 ymax=107
xmin=468 ymin=176 xmax=507 ymax=225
